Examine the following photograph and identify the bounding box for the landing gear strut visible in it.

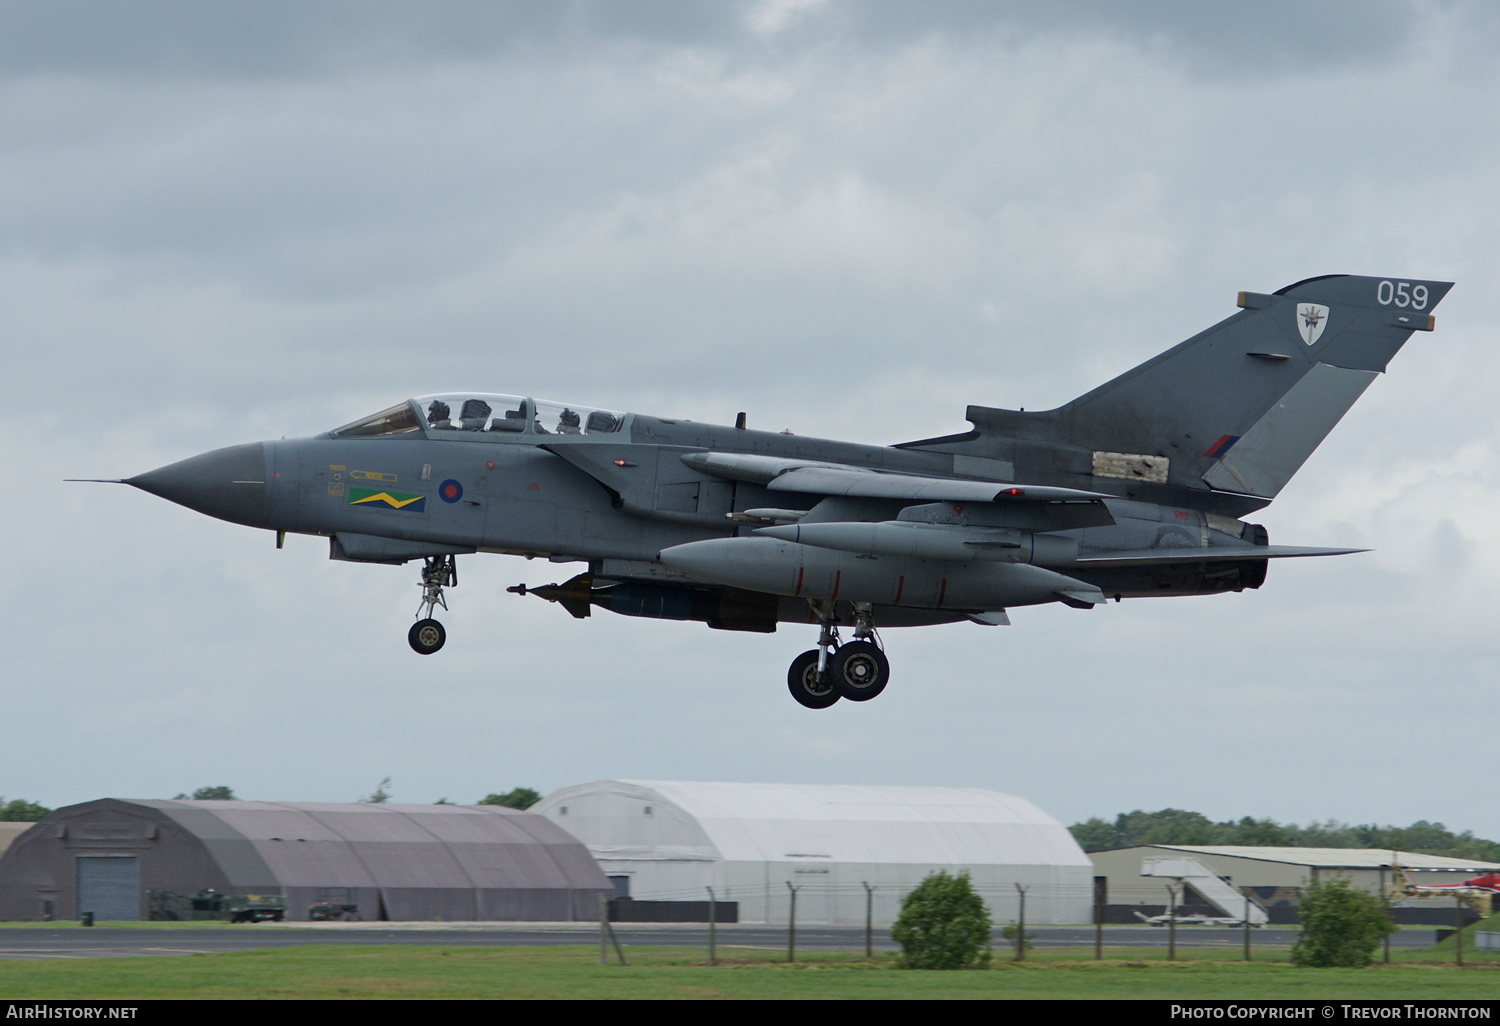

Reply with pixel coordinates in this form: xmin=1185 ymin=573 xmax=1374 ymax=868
xmin=785 ymin=602 xmax=890 ymax=708
xmin=409 ymin=555 xmax=456 ymax=655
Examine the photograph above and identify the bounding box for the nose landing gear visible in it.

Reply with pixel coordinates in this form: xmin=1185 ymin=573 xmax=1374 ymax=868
xmin=409 ymin=555 xmax=457 ymax=655
xmin=785 ymin=602 xmax=890 ymax=708
xmin=408 ymin=618 xmax=446 ymax=655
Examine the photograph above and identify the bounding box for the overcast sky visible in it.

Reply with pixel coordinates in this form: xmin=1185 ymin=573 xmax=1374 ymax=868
xmin=3 ymin=1 xmax=1496 ymax=839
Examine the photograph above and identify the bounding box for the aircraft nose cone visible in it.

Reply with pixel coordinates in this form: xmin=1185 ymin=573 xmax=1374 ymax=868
xmin=128 ymin=442 xmax=269 ymax=528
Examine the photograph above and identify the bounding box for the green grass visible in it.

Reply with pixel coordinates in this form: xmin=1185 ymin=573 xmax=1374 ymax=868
xmin=1 ymin=944 xmax=1497 ymax=1000
xmin=1422 ymin=909 xmax=1500 ymax=959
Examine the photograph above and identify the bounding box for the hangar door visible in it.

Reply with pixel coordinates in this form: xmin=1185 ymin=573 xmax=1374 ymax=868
xmin=76 ymin=856 xmax=140 ymax=921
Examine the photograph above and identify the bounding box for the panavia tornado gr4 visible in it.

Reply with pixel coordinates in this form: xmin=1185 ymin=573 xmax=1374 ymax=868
xmin=96 ymin=274 xmax=1451 ymax=709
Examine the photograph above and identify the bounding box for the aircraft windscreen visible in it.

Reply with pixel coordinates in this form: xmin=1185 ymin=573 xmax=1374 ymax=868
xmin=330 ymin=403 xmax=422 ymax=437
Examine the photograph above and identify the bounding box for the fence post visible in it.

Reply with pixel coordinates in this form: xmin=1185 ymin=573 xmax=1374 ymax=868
xmin=1456 ymin=900 xmax=1465 ymax=967
xmin=1014 ymin=883 xmax=1028 ymax=962
xmin=1166 ymin=884 xmax=1178 ymax=961
xmin=1385 ymin=855 xmax=1395 ymax=964
xmin=707 ymin=886 xmax=717 ymax=966
xmin=1243 ymin=889 xmax=1252 ymax=962
xmin=862 ymin=882 xmax=874 ymax=959
xmin=1094 ymin=875 xmax=1106 ymax=960
xmin=786 ymin=882 xmax=798 ymax=963
xmin=597 ymin=893 xmax=627 ymax=965
xmin=1380 ymin=864 xmax=1392 ymax=966
xmin=598 ymin=893 xmax=607 ymax=966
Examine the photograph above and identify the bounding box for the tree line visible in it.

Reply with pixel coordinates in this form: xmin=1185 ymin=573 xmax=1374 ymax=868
xmin=1070 ymin=807 xmax=1500 ymax=861
xmin=0 ymin=785 xmax=544 ymax=820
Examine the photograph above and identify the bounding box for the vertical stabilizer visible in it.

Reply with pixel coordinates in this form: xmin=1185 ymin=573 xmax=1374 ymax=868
xmin=962 ymin=275 xmax=1452 ymax=502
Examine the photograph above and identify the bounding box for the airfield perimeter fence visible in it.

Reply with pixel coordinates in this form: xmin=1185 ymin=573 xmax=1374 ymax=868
xmin=611 ymin=878 xmax=1089 ymax=929
xmin=601 ymin=877 xmax=1094 ymax=960
xmin=589 ymin=878 xmax=1354 ymax=963
xmin=588 ymin=876 xmax=1493 ymax=967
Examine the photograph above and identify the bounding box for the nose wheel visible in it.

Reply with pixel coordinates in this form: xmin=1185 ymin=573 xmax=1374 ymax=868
xmin=409 ymin=618 xmax=446 ymax=655
xmin=785 ymin=602 xmax=890 ymax=707
xmin=409 ymin=555 xmax=457 ymax=655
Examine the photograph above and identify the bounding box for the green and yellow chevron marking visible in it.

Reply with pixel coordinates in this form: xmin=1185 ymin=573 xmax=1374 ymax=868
xmin=347 ymin=487 xmax=427 ymax=512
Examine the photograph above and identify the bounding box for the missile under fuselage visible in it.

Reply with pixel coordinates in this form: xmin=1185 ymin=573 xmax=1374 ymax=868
xmin=658 ymin=535 xmax=1104 ymax=610
xmin=515 ymin=574 xmax=979 ymax=631
xmin=515 ymin=575 xmax=775 ymax=627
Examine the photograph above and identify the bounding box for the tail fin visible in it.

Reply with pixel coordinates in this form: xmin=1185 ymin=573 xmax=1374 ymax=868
xmin=959 ymin=275 xmax=1452 ymax=504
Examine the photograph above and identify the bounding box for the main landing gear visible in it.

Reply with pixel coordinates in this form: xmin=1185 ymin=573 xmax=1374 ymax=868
xmin=409 ymin=555 xmax=456 ymax=655
xmin=786 ymin=602 xmax=890 ymax=709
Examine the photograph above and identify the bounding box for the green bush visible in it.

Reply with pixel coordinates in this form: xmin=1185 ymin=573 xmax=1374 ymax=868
xmin=891 ymin=871 xmax=993 ymax=969
xmin=477 ymin=787 xmax=542 ymax=810
xmin=1291 ymin=877 xmax=1396 ymax=968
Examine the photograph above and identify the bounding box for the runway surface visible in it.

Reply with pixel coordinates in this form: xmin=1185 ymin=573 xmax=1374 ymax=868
xmin=0 ymin=923 xmax=1447 ymax=960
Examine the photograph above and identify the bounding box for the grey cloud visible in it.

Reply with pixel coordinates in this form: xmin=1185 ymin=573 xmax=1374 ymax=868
xmin=0 ymin=0 xmax=745 ymax=80
xmin=821 ymin=0 xmax=1447 ymax=74
xmin=0 ymin=0 xmax=1462 ymax=82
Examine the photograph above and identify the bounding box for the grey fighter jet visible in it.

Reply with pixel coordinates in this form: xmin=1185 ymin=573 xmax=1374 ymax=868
xmin=95 ymin=274 xmax=1451 ymax=709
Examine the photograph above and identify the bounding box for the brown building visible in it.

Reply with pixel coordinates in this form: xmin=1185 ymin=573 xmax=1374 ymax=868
xmin=0 ymin=799 xmax=612 ymax=922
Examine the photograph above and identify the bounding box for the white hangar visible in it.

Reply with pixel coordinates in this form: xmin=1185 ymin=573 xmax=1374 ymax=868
xmin=532 ymin=780 xmax=1092 ymax=927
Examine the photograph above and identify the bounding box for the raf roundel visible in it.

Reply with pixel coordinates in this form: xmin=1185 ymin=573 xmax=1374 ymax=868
xmin=439 ymin=479 xmax=464 ymax=504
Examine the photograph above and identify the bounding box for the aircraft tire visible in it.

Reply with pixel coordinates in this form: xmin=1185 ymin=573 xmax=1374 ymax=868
xmin=787 ymin=650 xmax=840 ymax=709
xmin=408 ymin=618 xmax=446 ymax=655
xmin=828 ymin=641 xmax=889 ymax=701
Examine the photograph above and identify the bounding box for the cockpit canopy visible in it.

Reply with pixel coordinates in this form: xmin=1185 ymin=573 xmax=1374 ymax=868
xmin=330 ymin=394 xmax=628 ymax=440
